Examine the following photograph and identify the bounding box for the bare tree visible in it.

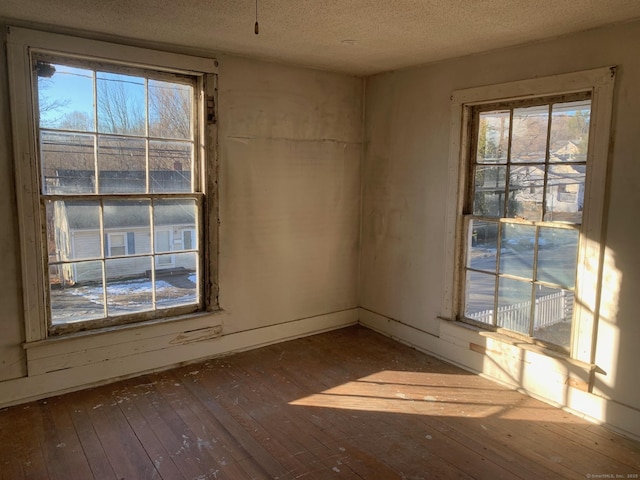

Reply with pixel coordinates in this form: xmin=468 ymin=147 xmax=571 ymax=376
xmin=97 ymin=78 xmax=145 ymax=135
xmin=149 ymin=81 xmax=192 ymax=139
xmin=38 ymin=78 xmax=71 ymax=128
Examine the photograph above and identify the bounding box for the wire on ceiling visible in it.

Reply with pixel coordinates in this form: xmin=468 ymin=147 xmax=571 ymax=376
xmin=254 ymin=0 xmax=259 ymax=34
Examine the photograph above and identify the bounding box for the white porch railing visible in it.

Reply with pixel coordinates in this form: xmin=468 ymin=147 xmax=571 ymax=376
xmin=468 ymin=291 xmax=573 ymax=333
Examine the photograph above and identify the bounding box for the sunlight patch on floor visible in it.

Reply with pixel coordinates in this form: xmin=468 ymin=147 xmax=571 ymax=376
xmin=289 ymin=370 xmax=563 ymax=419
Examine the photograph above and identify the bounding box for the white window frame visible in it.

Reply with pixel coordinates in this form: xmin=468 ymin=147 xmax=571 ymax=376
xmin=7 ymin=27 xmax=219 ymax=341
xmin=442 ymin=67 xmax=616 ymax=363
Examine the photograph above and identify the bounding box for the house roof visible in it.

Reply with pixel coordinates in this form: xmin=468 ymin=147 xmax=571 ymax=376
xmin=51 ymin=170 xmax=191 ymax=195
xmin=64 ymin=200 xmax=196 ymax=230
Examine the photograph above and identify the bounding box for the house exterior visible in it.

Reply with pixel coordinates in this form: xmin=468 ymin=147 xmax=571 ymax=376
xmin=49 ymin=171 xmax=197 ymax=286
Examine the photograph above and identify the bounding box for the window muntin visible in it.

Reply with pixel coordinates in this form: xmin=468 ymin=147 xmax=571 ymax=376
xmin=461 ymin=94 xmax=591 ymax=351
xmin=37 ymin=54 xmax=204 ymax=334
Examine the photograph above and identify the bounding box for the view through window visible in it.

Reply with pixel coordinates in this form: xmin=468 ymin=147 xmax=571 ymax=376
xmin=36 ymin=55 xmax=203 ymax=333
xmin=462 ymin=93 xmax=591 ymax=350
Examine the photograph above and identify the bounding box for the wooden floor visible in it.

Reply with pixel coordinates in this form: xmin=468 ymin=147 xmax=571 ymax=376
xmin=1 ymin=326 xmax=639 ymax=479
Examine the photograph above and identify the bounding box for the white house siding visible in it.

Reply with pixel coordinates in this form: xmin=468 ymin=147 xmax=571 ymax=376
xmin=71 ymin=230 xmax=101 ymax=259
xmin=71 ymin=226 xmax=195 ymax=284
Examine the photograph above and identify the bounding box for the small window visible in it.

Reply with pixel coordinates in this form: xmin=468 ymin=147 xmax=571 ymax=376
xmin=8 ymin=28 xmax=218 ymax=337
xmin=182 ymin=229 xmax=196 ymax=250
xmin=108 ymin=233 xmax=128 ymax=257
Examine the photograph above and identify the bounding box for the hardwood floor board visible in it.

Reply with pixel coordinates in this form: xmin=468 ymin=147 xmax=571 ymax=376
xmin=0 ymin=408 xmax=28 ymax=480
xmin=448 ymin=405 xmax=636 ymax=478
xmin=114 ymin=376 xmax=230 ymax=480
xmin=0 ymin=404 xmax=49 ymax=480
xmin=107 ymin=382 xmax=186 ymax=480
xmin=229 ymin=359 xmax=394 ymax=480
xmin=233 ymin=355 xmax=445 ymax=479
xmin=81 ymin=387 xmax=162 ymax=479
xmin=410 ymin=408 xmax=566 ymax=479
xmin=542 ymin=419 xmax=640 ymax=469
xmin=64 ymin=392 xmax=119 ymax=480
xmin=1 ymin=326 xmax=639 ymax=479
xmin=273 ymin=354 xmax=485 ymax=479
xmin=185 ymin=368 xmax=321 ymax=479
xmin=39 ymin=396 xmax=95 ymax=480
xmin=152 ymin=371 xmax=263 ymax=480
xmin=179 ymin=373 xmax=295 ymax=479
xmin=214 ymin=362 xmax=368 ymax=479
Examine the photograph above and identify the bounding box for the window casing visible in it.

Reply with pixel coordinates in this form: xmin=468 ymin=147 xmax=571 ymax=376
xmin=7 ymin=28 xmax=218 ymax=339
xmin=443 ymin=68 xmax=616 ymax=362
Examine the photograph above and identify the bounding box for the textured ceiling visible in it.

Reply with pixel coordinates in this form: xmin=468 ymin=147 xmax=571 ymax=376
xmin=2 ymin=0 xmax=640 ymax=75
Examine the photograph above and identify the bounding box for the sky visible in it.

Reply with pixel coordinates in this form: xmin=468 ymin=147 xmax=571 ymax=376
xmin=38 ymin=63 xmax=96 ymax=127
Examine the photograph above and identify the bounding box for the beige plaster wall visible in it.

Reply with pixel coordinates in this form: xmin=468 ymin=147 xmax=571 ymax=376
xmin=216 ymin=55 xmax=362 ymax=333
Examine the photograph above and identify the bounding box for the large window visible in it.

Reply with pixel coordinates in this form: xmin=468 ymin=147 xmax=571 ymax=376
xmin=444 ymin=68 xmax=615 ymax=361
xmin=462 ymin=94 xmax=590 ymax=350
xmin=8 ymin=28 xmax=218 ymax=337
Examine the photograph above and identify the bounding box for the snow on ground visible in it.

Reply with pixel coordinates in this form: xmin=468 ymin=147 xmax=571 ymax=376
xmin=69 ymin=279 xmax=174 ymax=300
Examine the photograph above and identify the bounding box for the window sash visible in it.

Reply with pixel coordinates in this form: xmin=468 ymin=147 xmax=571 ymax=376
xmin=459 ymin=95 xmax=590 ymax=351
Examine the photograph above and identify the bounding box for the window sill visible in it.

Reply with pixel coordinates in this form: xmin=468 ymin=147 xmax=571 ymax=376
xmin=23 ymin=309 xmax=225 ymax=350
xmin=440 ymin=318 xmax=597 ymax=373
xmin=21 ymin=310 xmax=226 ymax=377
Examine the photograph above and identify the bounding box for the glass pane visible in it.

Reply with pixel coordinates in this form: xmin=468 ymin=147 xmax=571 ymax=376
xmin=149 ymin=80 xmax=193 ymax=139
xmin=476 ymin=110 xmax=509 ymax=164
xmin=104 ymin=200 xmax=151 ymax=255
xmin=154 ymin=199 xmax=197 ymax=251
xmin=473 ymin=165 xmax=506 ymax=217
xmin=40 ymin=132 xmax=96 ymax=194
xmin=149 ymin=141 xmax=192 ymax=193
xmin=464 ymin=270 xmax=495 ymax=325
xmin=499 ymin=223 xmax=535 ymax=279
xmin=46 ymin=200 xmax=100 ymax=261
xmin=155 ymin=252 xmax=198 ymax=309
xmin=50 ymin=261 xmax=105 ymax=325
xmin=533 ymin=287 xmax=573 ymax=348
xmin=37 ymin=63 xmax=95 ymax=131
xmin=497 ymin=277 xmax=532 ymax=334
xmin=467 ymin=220 xmax=498 ymax=273
xmin=507 ymin=165 xmax=545 ymax=221
xmin=97 ymin=72 xmax=145 ymax=135
xmin=549 ymin=100 xmax=591 ymax=163
xmin=106 ymin=257 xmax=153 ymax=316
xmin=98 ymin=136 xmax=146 ymax=193
xmin=545 ymin=165 xmax=585 ymax=223
xmin=537 ymin=227 xmax=579 ymax=288
xmin=511 ymin=105 xmax=549 ymax=163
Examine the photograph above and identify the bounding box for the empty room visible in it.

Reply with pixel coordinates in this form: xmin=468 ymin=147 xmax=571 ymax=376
xmin=1 ymin=1 xmax=640 ymax=478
